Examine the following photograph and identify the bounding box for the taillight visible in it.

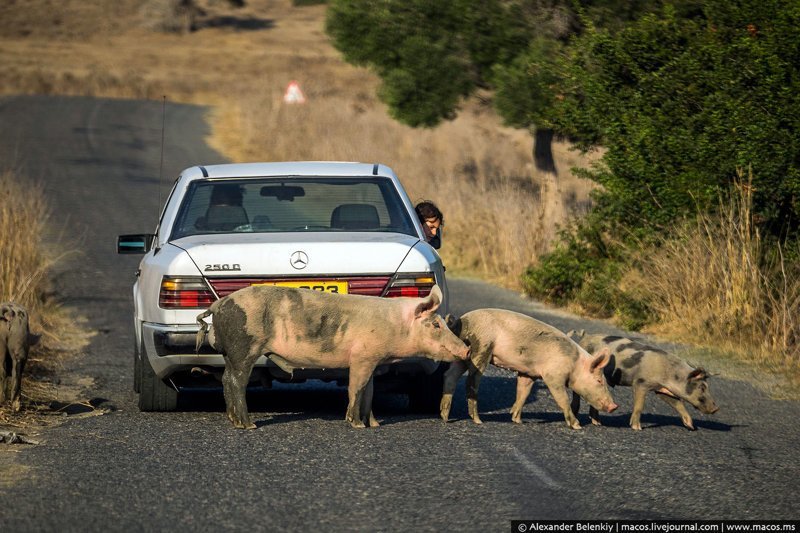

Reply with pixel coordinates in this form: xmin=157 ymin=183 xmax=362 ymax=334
xmin=384 ymin=275 xmax=435 ymax=298
xmin=159 ymin=276 xmax=216 ymax=308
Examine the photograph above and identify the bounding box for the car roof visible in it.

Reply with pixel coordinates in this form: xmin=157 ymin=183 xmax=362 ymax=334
xmin=179 ymin=161 xmax=397 ymax=181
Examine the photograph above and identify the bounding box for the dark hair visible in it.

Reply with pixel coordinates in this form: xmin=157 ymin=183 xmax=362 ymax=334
xmin=415 ymin=201 xmax=443 ymax=226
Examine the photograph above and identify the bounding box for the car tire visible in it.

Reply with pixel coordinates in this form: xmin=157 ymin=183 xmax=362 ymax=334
xmin=133 ymin=337 xmax=141 ymax=393
xmin=138 ymin=341 xmax=178 ymax=412
xmin=407 ymin=365 xmax=446 ymax=414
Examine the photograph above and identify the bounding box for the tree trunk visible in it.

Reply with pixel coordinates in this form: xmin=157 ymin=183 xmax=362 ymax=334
xmin=533 ymin=127 xmax=565 ymax=247
xmin=534 ymin=128 xmax=557 ymax=174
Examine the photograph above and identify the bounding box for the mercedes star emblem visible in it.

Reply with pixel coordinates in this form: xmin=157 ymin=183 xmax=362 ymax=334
xmin=290 ymin=250 xmax=309 ymax=270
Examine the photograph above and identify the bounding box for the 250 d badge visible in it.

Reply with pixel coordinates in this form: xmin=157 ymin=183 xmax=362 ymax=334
xmin=205 ymin=263 xmax=241 ymax=272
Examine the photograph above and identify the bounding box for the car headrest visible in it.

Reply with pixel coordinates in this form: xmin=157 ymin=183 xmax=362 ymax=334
xmin=330 ymin=204 xmax=380 ymax=230
xmin=203 ymin=205 xmax=249 ymax=231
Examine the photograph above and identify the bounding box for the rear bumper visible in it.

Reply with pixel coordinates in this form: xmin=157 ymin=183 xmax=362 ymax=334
xmin=142 ymin=322 xmax=440 ymax=381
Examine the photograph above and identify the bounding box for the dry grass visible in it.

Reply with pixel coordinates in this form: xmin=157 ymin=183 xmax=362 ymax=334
xmin=0 ymin=0 xmax=598 ymax=287
xmin=212 ymin=87 xmax=597 ymax=281
xmin=0 ymin=170 xmax=93 ymax=426
xmin=623 ymin=170 xmax=800 ymax=380
xmin=1 ymin=0 xmax=796 ymax=393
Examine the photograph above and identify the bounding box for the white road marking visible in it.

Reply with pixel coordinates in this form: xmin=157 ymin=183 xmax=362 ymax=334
xmin=509 ymin=446 xmax=563 ymax=490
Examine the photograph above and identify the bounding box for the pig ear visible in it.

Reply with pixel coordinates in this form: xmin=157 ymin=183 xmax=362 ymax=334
xmin=688 ymin=368 xmax=708 ymax=381
xmin=1 ymin=307 xmax=15 ymax=322
xmin=414 ymin=285 xmax=442 ymax=318
xmin=590 ymin=347 xmax=611 ymax=372
xmin=445 ymin=314 xmax=462 ymax=335
xmin=566 ymin=329 xmax=585 ymax=341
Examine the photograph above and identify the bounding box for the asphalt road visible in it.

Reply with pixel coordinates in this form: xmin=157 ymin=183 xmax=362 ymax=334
xmin=0 ymin=95 xmax=798 ymax=531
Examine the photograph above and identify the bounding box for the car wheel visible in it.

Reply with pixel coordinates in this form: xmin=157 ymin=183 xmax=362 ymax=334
xmin=407 ymin=365 xmax=446 ymax=414
xmin=133 ymin=336 xmax=141 ymax=393
xmin=138 ymin=341 xmax=178 ymax=412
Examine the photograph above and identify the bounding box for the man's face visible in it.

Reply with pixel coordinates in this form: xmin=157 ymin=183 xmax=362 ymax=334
xmin=423 ymin=217 xmax=441 ymax=240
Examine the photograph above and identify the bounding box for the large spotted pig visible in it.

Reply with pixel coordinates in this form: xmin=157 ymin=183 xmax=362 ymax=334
xmin=568 ymin=331 xmax=719 ymax=430
xmin=196 ymin=285 xmax=469 ymax=429
xmin=0 ymin=303 xmax=33 ymax=412
xmin=440 ymin=309 xmax=618 ymax=430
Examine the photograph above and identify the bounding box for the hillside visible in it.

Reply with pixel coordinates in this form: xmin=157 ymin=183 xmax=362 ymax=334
xmin=0 ymin=0 xmax=598 ymax=286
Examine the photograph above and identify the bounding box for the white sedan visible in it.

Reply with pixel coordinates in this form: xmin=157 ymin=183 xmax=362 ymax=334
xmin=118 ymin=161 xmax=449 ymax=412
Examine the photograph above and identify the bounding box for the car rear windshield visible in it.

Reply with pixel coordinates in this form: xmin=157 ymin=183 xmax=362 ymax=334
xmin=170 ymin=177 xmax=418 ymax=239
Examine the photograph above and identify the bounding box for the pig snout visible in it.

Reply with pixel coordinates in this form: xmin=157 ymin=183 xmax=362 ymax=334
xmin=441 ymin=343 xmax=469 ymax=362
xmin=435 ymin=325 xmax=470 ymax=361
xmin=605 ymin=402 xmax=619 ymax=413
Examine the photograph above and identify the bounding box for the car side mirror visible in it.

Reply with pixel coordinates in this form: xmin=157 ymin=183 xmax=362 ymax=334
xmin=117 ymin=234 xmax=155 ymax=254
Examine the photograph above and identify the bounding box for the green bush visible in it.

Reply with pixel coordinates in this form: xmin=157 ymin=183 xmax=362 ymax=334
xmin=522 ymin=246 xmax=594 ymax=304
xmin=559 ymin=1 xmax=800 ymax=237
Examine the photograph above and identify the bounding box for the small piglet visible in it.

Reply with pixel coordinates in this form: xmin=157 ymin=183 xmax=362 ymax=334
xmin=568 ymin=330 xmax=719 ymax=431
xmin=440 ymin=309 xmax=618 ymax=429
xmin=0 ymin=303 xmax=33 ymax=412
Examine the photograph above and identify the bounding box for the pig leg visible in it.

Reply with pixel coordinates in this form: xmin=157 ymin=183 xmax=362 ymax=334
xmin=221 ymin=348 xmax=258 ymax=429
xmin=440 ymin=360 xmax=467 ymax=422
xmin=510 ymin=374 xmax=535 ymax=424
xmin=0 ymin=344 xmax=8 ymax=404
xmin=658 ymin=394 xmax=696 ymax=430
xmin=546 ymin=381 xmax=582 ymax=430
xmin=466 ymin=364 xmax=483 ymax=424
xmin=570 ymin=392 xmax=602 ymax=426
xmin=589 ymin=406 xmax=601 ymax=426
xmin=345 ymin=362 xmax=375 ymax=429
xmin=360 ymin=375 xmax=379 ymax=428
xmin=570 ymin=391 xmax=580 ymax=416
xmin=541 ymin=368 xmax=581 ymax=429
xmin=629 ymin=385 xmax=648 ymax=431
xmin=9 ymin=347 xmax=26 ymax=412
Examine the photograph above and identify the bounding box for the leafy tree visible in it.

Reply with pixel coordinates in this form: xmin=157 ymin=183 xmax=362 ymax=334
xmin=327 ymin=0 xmax=525 ymax=125
xmin=326 ymin=0 xmax=658 ymax=172
xmin=523 ymin=0 xmax=800 ymax=323
xmin=558 ymin=0 xmax=800 ymax=235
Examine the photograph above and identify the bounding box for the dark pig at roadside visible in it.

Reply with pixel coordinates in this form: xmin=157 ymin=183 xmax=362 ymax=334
xmin=0 ymin=303 xmax=37 ymax=412
xmin=196 ymin=285 xmax=469 ymax=429
xmin=440 ymin=309 xmax=618 ymax=429
xmin=568 ymin=330 xmax=720 ymax=431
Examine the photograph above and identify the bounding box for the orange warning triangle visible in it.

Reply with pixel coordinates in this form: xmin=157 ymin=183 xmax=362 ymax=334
xmin=283 ymin=81 xmax=307 ymax=104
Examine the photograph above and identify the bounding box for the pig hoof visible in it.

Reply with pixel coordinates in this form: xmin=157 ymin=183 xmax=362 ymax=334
xmin=349 ymin=420 xmax=367 ymax=429
xmin=630 ymin=424 xmax=642 ymax=431
xmin=471 ymin=417 xmax=483 ymax=425
xmin=570 ymin=422 xmax=582 ymax=430
xmin=369 ymin=418 xmax=380 ymax=428
xmin=591 ymin=418 xmax=602 ymax=426
xmin=511 ymin=417 xmax=522 ymax=424
xmin=684 ymin=423 xmax=697 ymax=431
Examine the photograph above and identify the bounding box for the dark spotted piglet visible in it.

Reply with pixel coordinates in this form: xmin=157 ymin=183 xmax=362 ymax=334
xmin=0 ymin=303 xmax=33 ymax=412
xmin=567 ymin=330 xmax=719 ymax=431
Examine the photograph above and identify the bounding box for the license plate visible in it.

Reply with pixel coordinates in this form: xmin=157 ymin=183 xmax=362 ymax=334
xmin=255 ymin=281 xmax=348 ymax=294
